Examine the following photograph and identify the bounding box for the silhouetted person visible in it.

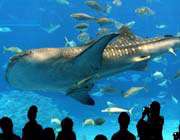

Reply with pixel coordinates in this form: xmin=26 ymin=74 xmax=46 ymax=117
xmin=137 ymin=101 xmax=164 ymax=140
xmin=0 ymin=117 xmax=21 ymax=140
xmin=22 ymin=105 xmax=43 ymax=140
xmin=94 ymin=134 xmax=108 ymax=140
xmin=42 ymin=127 xmax=55 ymax=140
xmin=173 ymin=124 xmax=180 ymax=140
xmin=111 ymin=112 xmax=136 ymax=140
xmin=56 ymin=117 xmax=76 ymax=140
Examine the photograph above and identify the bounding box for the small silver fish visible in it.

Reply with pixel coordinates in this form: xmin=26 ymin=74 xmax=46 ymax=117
xmin=122 ymin=87 xmax=145 ymax=98
xmin=174 ymin=70 xmax=180 ymax=79
xmin=41 ymin=24 xmax=61 ymax=34
xmin=0 ymin=27 xmax=12 ymax=32
xmin=56 ymin=0 xmax=69 ymax=5
xmin=85 ymin=0 xmax=110 ymax=13
xmin=113 ymin=0 xmax=122 ymax=6
xmin=74 ymin=23 xmax=89 ymax=31
xmin=135 ymin=7 xmax=155 ymax=16
xmin=171 ymin=95 xmax=178 ymax=104
xmin=96 ymin=17 xmax=114 ymax=26
xmin=77 ymin=32 xmax=91 ymax=43
xmin=71 ymin=13 xmax=95 ymax=21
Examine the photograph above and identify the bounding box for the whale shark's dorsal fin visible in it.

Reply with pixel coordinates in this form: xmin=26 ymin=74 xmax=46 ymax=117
xmin=118 ymin=26 xmax=136 ymax=39
xmin=109 ymin=26 xmax=142 ymax=48
xmin=118 ymin=26 xmax=142 ymax=40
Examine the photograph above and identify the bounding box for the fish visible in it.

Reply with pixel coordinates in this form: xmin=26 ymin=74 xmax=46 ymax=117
xmin=77 ymin=32 xmax=91 ymax=43
xmin=171 ymin=95 xmax=178 ymax=104
xmin=100 ymin=86 xmax=117 ymax=94
xmin=113 ymin=0 xmax=122 ymax=6
xmin=152 ymin=56 xmax=163 ymax=63
xmin=131 ymin=74 xmax=141 ymax=82
xmin=64 ymin=37 xmax=77 ymax=47
xmin=74 ymin=23 xmax=89 ymax=31
xmin=51 ymin=118 xmax=61 ymax=125
xmin=135 ymin=7 xmax=155 ymax=16
xmin=0 ymin=27 xmax=12 ymax=32
xmin=6 ymin=26 xmax=180 ymax=105
xmin=174 ymin=70 xmax=180 ymax=79
xmin=101 ymin=102 xmax=134 ymax=115
xmin=157 ymin=91 xmax=167 ymax=99
xmin=156 ymin=24 xmax=167 ymax=29
xmin=92 ymin=91 xmax=104 ymax=97
xmin=96 ymin=27 xmax=110 ymax=36
xmin=56 ymin=0 xmax=69 ymax=5
xmin=41 ymin=24 xmax=61 ymax=34
xmin=70 ymin=13 xmax=96 ymax=21
xmin=152 ymin=56 xmax=168 ymax=65
xmin=94 ymin=118 xmax=105 ymax=125
xmin=106 ymin=4 xmax=112 ymax=14
xmin=3 ymin=46 xmax=23 ymax=54
xmin=96 ymin=17 xmax=114 ymax=26
xmin=85 ymin=0 xmax=108 ymax=13
xmin=83 ymin=118 xmax=105 ymax=126
xmin=122 ymin=87 xmax=145 ymax=98
xmin=83 ymin=118 xmax=95 ymax=126
xmin=106 ymin=101 xmax=116 ymax=107
xmin=158 ymin=79 xmax=169 ymax=87
xmin=152 ymin=71 xmax=164 ymax=79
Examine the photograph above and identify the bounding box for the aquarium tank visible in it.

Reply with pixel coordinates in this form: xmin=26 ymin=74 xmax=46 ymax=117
xmin=0 ymin=0 xmax=180 ymax=140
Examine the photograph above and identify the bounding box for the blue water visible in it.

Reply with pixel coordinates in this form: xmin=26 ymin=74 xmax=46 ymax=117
xmin=0 ymin=0 xmax=180 ymax=140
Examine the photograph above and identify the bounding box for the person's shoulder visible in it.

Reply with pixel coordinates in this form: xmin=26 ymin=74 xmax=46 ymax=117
xmin=13 ymin=134 xmax=21 ymax=140
xmin=160 ymin=116 xmax=164 ymax=120
xmin=23 ymin=122 xmax=31 ymax=129
xmin=128 ymin=131 xmax=136 ymax=139
xmin=159 ymin=116 xmax=164 ymax=123
xmin=111 ymin=131 xmax=120 ymax=139
xmin=37 ymin=123 xmax=43 ymax=129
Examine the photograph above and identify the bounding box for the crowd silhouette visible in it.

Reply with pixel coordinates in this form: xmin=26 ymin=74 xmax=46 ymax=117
xmin=0 ymin=101 xmax=179 ymax=140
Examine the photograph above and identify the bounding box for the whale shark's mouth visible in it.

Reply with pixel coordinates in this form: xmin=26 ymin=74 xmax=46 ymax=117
xmin=5 ymin=51 xmax=32 ymax=84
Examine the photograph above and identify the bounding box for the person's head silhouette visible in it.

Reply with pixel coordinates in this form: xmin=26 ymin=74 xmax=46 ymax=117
xmin=42 ymin=127 xmax=55 ymax=140
xmin=150 ymin=101 xmax=160 ymax=116
xmin=28 ymin=105 xmax=38 ymax=121
xmin=0 ymin=117 xmax=13 ymax=134
xmin=118 ymin=112 xmax=130 ymax=130
xmin=94 ymin=134 xmax=107 ymax=140
xmin=61 ymin=117 xmax=73 ymax=131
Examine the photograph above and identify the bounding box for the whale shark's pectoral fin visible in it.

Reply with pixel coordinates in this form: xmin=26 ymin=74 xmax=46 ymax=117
xmin=67 ymin=84 xmax=95 ymax=105
xmin=70 ymin=33 xmax=119 ymax=74
xmin=131 ymin=60 xmax=149 ymax=71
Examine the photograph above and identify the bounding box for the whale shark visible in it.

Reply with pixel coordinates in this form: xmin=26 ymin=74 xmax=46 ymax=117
xmin=5 ymin=27 xmax=180 ymax=105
